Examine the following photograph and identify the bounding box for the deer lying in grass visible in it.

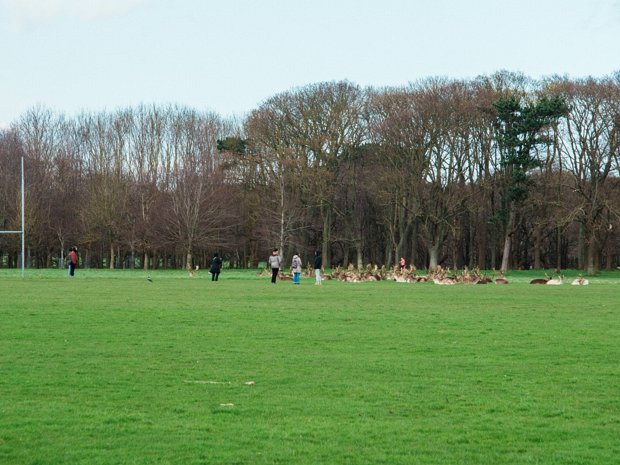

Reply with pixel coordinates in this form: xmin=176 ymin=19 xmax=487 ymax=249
xmin=530 ymin=273 xmax=550 ymax=284
xmin=431 ymin=266 xmax=456 ymax=285
xmin=546 ymin=275 xmax=564 ymax=285
xmin=494 ymin=271 xmax=509 ymax=284
xmin=571 ymin=276 xmax=589 ymax=285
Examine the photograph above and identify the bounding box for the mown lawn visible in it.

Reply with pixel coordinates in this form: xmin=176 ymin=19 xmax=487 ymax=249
xmin=1 ymin=269 xmax=619 ymax=464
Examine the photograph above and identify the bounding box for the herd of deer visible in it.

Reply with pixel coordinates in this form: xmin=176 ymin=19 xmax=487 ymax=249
xmin=258 ymin=263 xmax=590 ymax=285
xmin=529 ymin=274 xmax=589 ymax=285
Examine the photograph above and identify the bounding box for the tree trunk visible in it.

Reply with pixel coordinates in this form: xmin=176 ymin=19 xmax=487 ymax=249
xmin=586 ymin=246 xmax=595 ymax=276
xmin=500 ymin=206 xmax=516 ymax=273
xmin=428 ymin=244 xmax=439 ymax=270
xmin=410 ymin=220 xmax=418 ymax=268
xmin=586 ymin=228 xmax=596 ymax=276
xmin=279 ymin=176 xmax=285 ymax=256
xmin=385 ymin=242 xmax=393 ymax=268
xmin=279 ymin=201 xmax=285 ymax=256
xmin=605 ymin=232 xmax=613 ymax=271
xmin=556 ymin=227 xmax=562 ymax=271
xmin=533 ymin=227 xmax=542 ymax=269
xmin=594 ymin=237 xmax=601 ymax=272
xmin=577 ymin=223 xmax=585 ymax=270
xmin=109 ymin=243 xmax=115 ymax=269
xmin=428 ymin=223 xmax=445 ymax=270
xmin=355 ymin=239 xmax=363 ymax=269
xmin=477 ymin=216 xmax=487 ymax=269
xmin=500 ymin=234 xmax=511 ymax=273
xmin=321 ymin=206 xmax=331 ymax=269
xmin=467 ymin=222 xmax=475 ymax=268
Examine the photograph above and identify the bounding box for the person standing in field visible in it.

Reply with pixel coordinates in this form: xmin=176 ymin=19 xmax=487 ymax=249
xmin=268 ymin=248 xmax=282 ymax=284
xmin=313 ymin=250 xmax=322 ymax=285
xmin=67 ymin=246 xmax=78 ymax=277
xmin=291 ymin=253 xmax=302 ymax=285
xmin=210 ymin=252 xmax=223 ymax=281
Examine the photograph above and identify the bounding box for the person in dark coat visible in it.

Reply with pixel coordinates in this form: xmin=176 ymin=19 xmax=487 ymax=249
xmin=210 ymin=253 xmax=223 ymax=281
xmin=313 ymin=250 xmax=322 ymax=285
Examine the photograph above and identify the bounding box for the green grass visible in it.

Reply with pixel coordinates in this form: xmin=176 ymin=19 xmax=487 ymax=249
xmin=1 ymin=269 xmax=619 ymax=464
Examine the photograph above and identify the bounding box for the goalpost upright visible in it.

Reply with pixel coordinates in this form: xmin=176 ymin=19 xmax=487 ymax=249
xmin=0 ymin=156 xmax=25 ymax=277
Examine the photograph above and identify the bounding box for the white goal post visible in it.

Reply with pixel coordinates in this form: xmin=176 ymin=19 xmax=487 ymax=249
xmin=0 ymin=157 xmax=25 ymax=277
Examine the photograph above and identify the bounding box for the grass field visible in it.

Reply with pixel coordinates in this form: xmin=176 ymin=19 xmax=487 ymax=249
xmin=1 ymin=269 xmax=619 ymax=465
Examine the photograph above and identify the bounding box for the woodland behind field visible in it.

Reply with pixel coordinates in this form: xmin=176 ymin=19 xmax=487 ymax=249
xmin=1 ymin=71 xmax=619 ymax=274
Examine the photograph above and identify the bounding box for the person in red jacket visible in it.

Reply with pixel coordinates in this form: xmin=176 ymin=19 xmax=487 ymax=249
xmin=68 ymin=246 xmax=78 ymax=277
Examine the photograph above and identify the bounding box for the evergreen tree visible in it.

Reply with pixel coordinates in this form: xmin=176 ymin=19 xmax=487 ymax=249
xmin=493 ymin=95 xmax=568 ymax=271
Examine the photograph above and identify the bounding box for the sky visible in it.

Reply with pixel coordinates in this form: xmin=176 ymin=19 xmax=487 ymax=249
xmin=1 ymin=0 xmax=619 ymax=128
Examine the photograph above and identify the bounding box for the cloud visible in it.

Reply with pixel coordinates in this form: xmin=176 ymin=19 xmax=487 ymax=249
xmin=1 ymin=0 xmax=145 ymax=28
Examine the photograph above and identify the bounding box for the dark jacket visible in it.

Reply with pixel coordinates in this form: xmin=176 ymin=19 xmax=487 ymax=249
xmin=313 ymin=253 xmax=322 ymax=270
xmin=210 ymin=256 xmax=222 ymax=273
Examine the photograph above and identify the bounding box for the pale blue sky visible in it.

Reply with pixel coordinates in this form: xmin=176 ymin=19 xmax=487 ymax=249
xmin=1 ymin=0 xmax=619 ymax=127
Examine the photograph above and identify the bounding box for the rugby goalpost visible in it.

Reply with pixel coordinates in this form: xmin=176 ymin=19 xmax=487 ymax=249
xmin=0 ymin=156 xmax=25 ymax=277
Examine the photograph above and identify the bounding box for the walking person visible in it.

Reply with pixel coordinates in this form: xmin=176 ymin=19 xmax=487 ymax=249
xmin=291 ymin=253 xmax=302 ymax=285
xmin=210 ymin=253 xmax=223 ymax=281
xmin=67 ymin=246 xmax=78 ymax=277
xmin=313 ymin=250 xmax=322 ymax=285
xmin=268 ymin=248 xmax=282 ymax=284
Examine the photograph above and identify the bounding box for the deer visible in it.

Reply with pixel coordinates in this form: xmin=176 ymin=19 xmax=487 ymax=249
xmin=187 ymin=264 xmax=198 ymax=277
xmin=530 ymin=273 xmax=550 ymax=284
xmin=494 ymin=271 xmax=509 ymax=284
xmin=546 ymin=274 xmax=564 ymax=285
xmin=571 ymin=275 xmax=589 ymax=285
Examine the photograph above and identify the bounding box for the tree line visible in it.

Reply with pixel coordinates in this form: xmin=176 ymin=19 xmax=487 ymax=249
xmin=1 ymin=71 xmax=619 ymax=275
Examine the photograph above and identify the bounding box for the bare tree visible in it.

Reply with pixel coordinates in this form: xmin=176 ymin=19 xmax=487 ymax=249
xmin=245 ymin=99 xmax=303 ymax=259
xmin=164 ymin=108 xmax=230 ymax=268
xmin=282 ymin=81 xmax=367 ymax=267
xmin=15 ymin=107 xmax=69 ymax=266
xmin=126 ymin=105 xmax=168 ymax=269
xmin=553 ymin=76 xmax=620 ymax=274
xmin=368 ymin=86 xmax=429 ymax=267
